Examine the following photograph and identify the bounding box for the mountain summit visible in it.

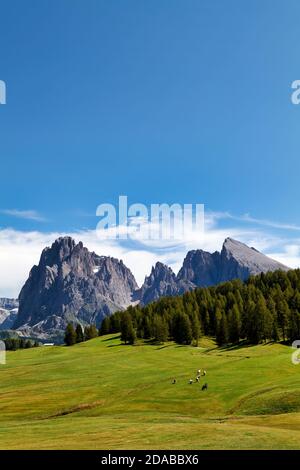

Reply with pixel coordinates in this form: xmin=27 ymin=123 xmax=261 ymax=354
xmin=134 ymin=262 xmax=194 ymax=306
xmin=142 ymin=238 xmax=289 ymax=304
xmin=219 ymin=237 xmax=289 ymax=281
xmin=13 ymin=236 xmax=289 ymax=340
xmin=177 ymin=237 xmax=289 ymax=288
xmin=14 ymin=237 xmax=138 ymax=339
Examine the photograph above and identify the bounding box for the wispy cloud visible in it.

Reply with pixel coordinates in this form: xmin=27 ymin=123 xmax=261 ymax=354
xmin=1 ymin=211 xmax=300 ymax=297
xmin=207 ymin=210 xmax=300 ymax=232
xmin=0 ymin=209 xmax=46 ymax=222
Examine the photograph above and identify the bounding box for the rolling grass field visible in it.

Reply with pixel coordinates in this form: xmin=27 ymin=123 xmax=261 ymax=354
xmin=0 ymin=335 xmax=300 ymax=449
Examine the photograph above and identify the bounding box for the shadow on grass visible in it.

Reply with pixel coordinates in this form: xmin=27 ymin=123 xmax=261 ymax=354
xmin=219 ymin=341 xmax=254 ymax=351
xmin=138 ymin=339 xmax=176 ymax=349
xmin=204 ymin=339 xmax=290 ymax=355
xmin=203 ymin=341 xmax=254 ymax=355
xmin=101 ymin=334 xmax=121 ymax=342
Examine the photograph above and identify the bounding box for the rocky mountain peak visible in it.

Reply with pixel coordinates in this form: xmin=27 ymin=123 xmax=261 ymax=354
xmin=0 ymin=298 xmax=19 ymax=331
xmin=41 ymin=237 xmax=76 ymax=265
xmin=14 ymin=237 xmax=138 ymax=340
xmin=220 ymin=237 xmax=289 ymax=278
xmin=222 ymin=237 xmax=257 ymax=257
xmin=150 ymin=262 xmax=176 ymax=282
xmin=177 ymin=248 xmax=219 ymax=287
xmin=12 ymin=236 xmax=290 ymax=340
xmin=135 ymin=262 xmax=194 ymax=306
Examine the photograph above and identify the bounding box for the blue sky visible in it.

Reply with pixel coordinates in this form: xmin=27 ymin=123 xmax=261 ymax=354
xmin=1 ymin=0 xmax=300 ymax=296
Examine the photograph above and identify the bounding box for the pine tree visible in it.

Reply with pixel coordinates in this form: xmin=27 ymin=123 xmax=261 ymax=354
xmin=277 ymin=299 xmax=290 ymax=341
xmin=64 ymin=323 xmax=76 ymax=346
xmin=172 ymin=313 xmax=193 ymax=345
xmin=267 ymin=297 xmax=279 ymax=341
xmin=143 ymin=317 xmax=152 ymax=339
xmin=120 ymin=312 xmax=136 ymax=344
xmin=191 ymin=312 xmax=201 ymax=346
xmin=216 ymin=312 xmax=229 ymax=346
xmin=247 ymin=295 xmax=272 ymax=344
xmin=110 ymin=313 xmax=121 ymax=333
xmin=75 ymin=324 xmax=84 ymax=343
xmin=228 ymin=304 xmax=241 ymax=343
xmin=288 ymin=310 xmax=300 ymax=341
xmin=99 ymin=317 xmax=111 ymax=336
xmin=84 ymin=325 xmax=98 ymax=341
xmin=152 ymin=315 xmax=169 ymax=343
xmin=127 ymin=324 xmax=137 ymax=345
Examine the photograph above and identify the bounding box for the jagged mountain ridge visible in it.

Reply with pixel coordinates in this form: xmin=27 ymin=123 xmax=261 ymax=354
xmin=178 ymin=237 xmax=289 ymax=285
xmin=136 ymin=238 xmax=289 ymax=305
xmin=134 ymin=262 xmax=195 ymax=306
xmin=14 ymin=237 xmax=138 ymax=339
xmin=13 ymin=236 xmax=289 ymax=339
xmin=0 ymin=298 xmax=19 ymax=331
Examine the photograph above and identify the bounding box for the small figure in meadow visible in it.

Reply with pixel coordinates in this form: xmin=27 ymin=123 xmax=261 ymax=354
xmin=172 ymin=378 xmax=176 ymax=384
xmin=202 ymin=383 xmax=208 ymax=391
xmin=189 ymin=379 xmax=193 ymax=384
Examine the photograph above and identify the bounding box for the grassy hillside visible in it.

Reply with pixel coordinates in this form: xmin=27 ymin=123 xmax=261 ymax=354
xmin=0 ymin=335 xmax=300 ymax=449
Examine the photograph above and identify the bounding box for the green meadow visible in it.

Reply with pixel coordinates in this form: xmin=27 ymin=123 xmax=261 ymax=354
xmin=0 ymin=335 xmax=300 ymax=449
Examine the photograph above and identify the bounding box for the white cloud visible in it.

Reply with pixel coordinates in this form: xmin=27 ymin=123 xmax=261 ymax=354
xmin=0 ymin=209 xmax=46 ymax=222
xmin=207 ymin=210 xmax=300 ymax=232
xmin=1 ymin=211 xmax=300 ymax=298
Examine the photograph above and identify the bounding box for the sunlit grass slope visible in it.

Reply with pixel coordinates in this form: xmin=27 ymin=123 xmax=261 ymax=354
xmin=0 ymin=335 xmax=299 ymax=449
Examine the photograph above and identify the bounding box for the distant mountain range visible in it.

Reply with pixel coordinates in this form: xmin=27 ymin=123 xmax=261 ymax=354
xmin=136 ymin=237 xmax=289 ymax=305
xmin=0 ymin=298 xmax=19 ymax=331
xmin=1 ymin=236 xmax=289 ymax=340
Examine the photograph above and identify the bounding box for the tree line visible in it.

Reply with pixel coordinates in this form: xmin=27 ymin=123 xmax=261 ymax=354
xmin=64 ymin=323 xmax=99 ymax=346
xmin=64 ymin=312 xmax=137 ymax=346
xmin=4 ymin=337 xmax=39 ymax=351
xmin=101 ymin=269 xmax=300 ymax=346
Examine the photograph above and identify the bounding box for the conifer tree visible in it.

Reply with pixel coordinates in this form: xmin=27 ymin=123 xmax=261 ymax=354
xmin=277 ymin=299 xmax=290 ymax=341
xmin=84 ymin=324 xmax=98 ymax=341
xmin=288 ymin=310 xmax=300 ymax=341
xmin=228 ymin=304 xmax=241 ymax=343
xmin=64 ymin=323 xmax=76 ymax=346
xmin=121 ymin=312 xmax=136 ymax=344
xmin=216 ymin=312 xmax=229 ymax=346
xmin=172 ymin=313 xmax=193 ymax=345
xmin=191 ymin=312 xmax=201 ymax=346
xmin=99 ymin=317 xmax=111 ymax=336
xmin=75 ymin=324 xmax=84 ymax=343
xmin=152 ymin=315 xmax=169 ymax=343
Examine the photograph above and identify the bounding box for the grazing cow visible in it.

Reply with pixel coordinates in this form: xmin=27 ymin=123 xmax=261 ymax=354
xmin=189 ymin=379 xmax=193 ymax=384
xmin=197 ymin=369 xmax=201 ymax=375
xmin=196 ymin=376 xmax=200 ymax=383
xmin=172 ymin=378 xmax=176 ymax=384
xmin=202 ymin=383 xmax=208 ymax=391
xmin=203 ymin=370 xmax=207 ymax=376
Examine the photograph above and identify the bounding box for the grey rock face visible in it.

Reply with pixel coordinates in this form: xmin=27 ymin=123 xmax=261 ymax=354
xmin=0 ymin=298 xmax=19 ymax=310
xmin=14 ymin=237 xmax=138 ymax=337
xmin=138 ymin=238 xmax=290 ymax=305
xmin=218 ymin=238 xmax=289 ymax=281
xmin=177 ymin=237 xmax=289 ymax=289
xmin=135 ymin=262 xmax=194 ymax=306
xmin=177 ymin=249 xmax=220 ymax=287
xmin=13 ymin=236 xmax=290 ymax=338
xmin=0 ymin=298 xmax=19 ymax=331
